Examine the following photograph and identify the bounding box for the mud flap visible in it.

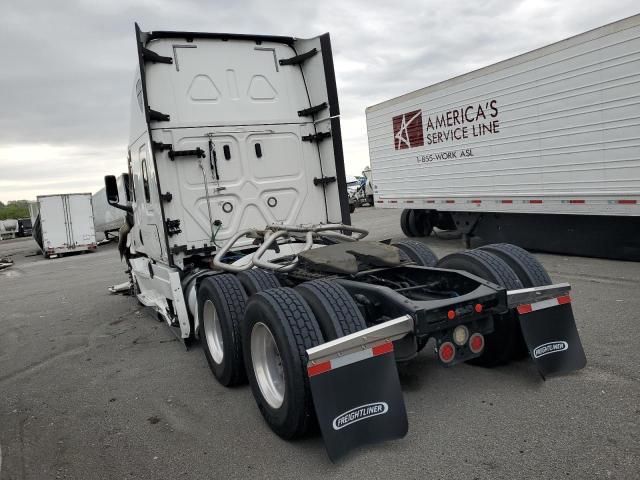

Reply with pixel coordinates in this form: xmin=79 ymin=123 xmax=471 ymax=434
xmin=516 ymin=295 xmax=586 ymax=379
xmin=307 ymin=341 xmax=408 ymax=461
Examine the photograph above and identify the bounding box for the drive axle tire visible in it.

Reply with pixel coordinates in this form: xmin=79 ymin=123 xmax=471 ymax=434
xmin=297 ymin=279 xmax=367 ymax=341
xmin=480 ymin=243 xmax=552 ymax=287
xmin=393 ymin=239 xmax=438 ymax=267
xmin=198 ymin=274 xmax=248 ymax=386
xmin=237 ymin=268 xmax=281 ymax=296
xmin=479 ymin=243 xmax=552 ymax=359
xmin=243 ymin=288 xmax=324 ymax=439
xmin=436 ymin=249 xmax=523 ymax=367
xmin=400 ymin=209 xmax=414 ymax=237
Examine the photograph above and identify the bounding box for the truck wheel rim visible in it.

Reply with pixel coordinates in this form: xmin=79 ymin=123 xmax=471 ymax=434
xmin=251 ymin=322 xmax=285 ymax=409
xmin=203 ymin=300 xmax=224 ymax=364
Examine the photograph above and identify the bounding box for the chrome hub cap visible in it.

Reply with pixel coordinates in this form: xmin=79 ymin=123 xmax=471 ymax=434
xmin=203 ymin=300 xmax=224 ymax=364
xmin=251 ymin=322 xmax=285 ymax=409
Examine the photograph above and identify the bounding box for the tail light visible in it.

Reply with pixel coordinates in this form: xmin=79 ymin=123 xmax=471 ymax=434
xmin=469 ymin=333 xmax=485 ymax=354
xmin=438 ymin=341 xmax=455 ymax=363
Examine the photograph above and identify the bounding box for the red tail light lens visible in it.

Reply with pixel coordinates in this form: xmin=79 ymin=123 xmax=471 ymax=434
xmin=469 ymin=333 xmax=485 ymax=354
xmin=438 ymin=341 xmax=455 ymax=363
xmin=447 ymin=310 xmax=456 ymax=320
xmin=474 ymin=303 xmax=483 ymax=313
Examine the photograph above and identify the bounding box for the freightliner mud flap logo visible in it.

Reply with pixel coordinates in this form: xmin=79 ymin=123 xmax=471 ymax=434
xmin=307 ymin=341 xmax=407 ymax=461
xmin=533 ymin=341 xmax=568 ymax=359
xmin=393 ymin=110 xmax=424 ymax=150
xmin=333 ymin=402 xmax=389 ymax=430
xmin=516 ymin=296 xmax=586 ymax=379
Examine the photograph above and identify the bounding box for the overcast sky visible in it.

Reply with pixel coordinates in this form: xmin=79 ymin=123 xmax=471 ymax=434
xmin=0 ymin=0 xmax=637 ymax=202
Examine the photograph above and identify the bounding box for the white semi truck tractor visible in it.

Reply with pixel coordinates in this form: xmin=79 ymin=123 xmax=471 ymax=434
xmin=104 ymin=24 xmax=586 ymax=460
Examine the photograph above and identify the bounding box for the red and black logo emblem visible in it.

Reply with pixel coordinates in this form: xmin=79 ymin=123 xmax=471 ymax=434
xmin=393 ymin=110 xmax=424 ymax=150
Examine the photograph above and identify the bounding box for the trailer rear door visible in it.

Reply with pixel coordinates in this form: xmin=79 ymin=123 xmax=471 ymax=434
xmin=39 ymin=196 xmax=68 ymax=249
xmin=67 ymin=194 xmax=96 ymax=246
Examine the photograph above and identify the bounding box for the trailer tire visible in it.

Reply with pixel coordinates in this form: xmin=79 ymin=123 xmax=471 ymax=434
xmin=480 ymin=243 xmax=552 ymax=287
xmin=243 ymin=288 xmax=324 ymax=439
xmin=198 ymin=274 xmax=248 ymax=386
xmin=407 ymin=209 xmax=424 ymax=237
xmin=436 ymin=250 xmax=523 ymax=366
xmin=237 ymin=268 xmax=281 ymax=296
xmin=392 ymin=240 xmax=438 ymax=267
xmin=296 ymin=280 xmax=367 ymax=340
xmin=400 ymin=209 xmax=414 ymax=237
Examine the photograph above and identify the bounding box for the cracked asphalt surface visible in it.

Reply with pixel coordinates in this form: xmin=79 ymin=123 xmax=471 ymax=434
xmin=0 ymin=208 xmax=639 ymax=479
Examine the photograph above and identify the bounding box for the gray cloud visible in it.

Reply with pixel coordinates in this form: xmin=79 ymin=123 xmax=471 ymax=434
xmin=0 ymin=0 xmax=638 ymax=202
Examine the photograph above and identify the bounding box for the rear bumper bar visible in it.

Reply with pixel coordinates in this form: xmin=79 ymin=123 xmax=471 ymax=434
xmin=506 ymin=282 xmax=570 ymax=309
xmin=307 ymin=282 xmax=571 ymax=366
xmin=307 ymin=315 xmax=413 ymax=364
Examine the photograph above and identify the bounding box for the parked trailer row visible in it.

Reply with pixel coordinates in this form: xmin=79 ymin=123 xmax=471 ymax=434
xmin=104 ymin=25 xmax=586 ymax=460
xmin=366 ymin=15 xmax=640 ymax=260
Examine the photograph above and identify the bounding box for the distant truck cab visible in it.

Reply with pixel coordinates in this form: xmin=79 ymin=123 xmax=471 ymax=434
xmin=17 ymin=218 xmax=32 ymax=237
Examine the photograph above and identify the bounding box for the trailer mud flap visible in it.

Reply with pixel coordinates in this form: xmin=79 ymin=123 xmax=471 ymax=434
xmin=307 ymin=341 xmax=408 ymax=461
xmin=516 ymin=295 xmax=586 ymax=379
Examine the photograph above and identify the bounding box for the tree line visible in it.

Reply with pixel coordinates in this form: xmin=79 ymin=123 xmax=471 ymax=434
xmin=0 ymin=200 xmax=31 ymax=220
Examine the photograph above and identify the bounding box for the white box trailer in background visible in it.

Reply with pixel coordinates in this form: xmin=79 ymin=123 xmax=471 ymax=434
xmin=33 ymin=194 xmax=97 ymax=258
xmin=93 ymin=174 xmax=129 ymax=241
xmin=366 ymin=15 xmax=640 ymax=260
xmin=28 ymin=201 xmax=39 ymax=225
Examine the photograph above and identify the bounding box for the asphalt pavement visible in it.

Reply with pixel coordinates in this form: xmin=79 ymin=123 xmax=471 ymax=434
xmin=0 ymin=208 xmax=638 ymax=479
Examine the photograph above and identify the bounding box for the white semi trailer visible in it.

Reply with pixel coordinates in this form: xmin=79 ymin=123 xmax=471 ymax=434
xmin=92 ymin=174 xmax=129 ymax=241
xmin=366 ymin=15 xmax=640 ymax=260
xmin=32 ymin=194 xmax=97 ymax=258
xmin=0 ymin=219 xmax=18 ymax=240
xmin=104 ymin=24 xmax=586 ymax=460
